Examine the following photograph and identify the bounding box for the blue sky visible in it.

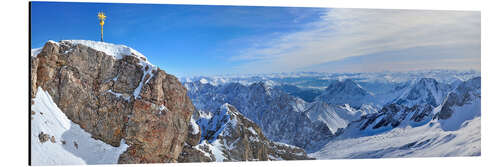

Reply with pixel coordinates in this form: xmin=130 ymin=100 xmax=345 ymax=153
xmin=31 ymin=2 xmax=480 ymax=77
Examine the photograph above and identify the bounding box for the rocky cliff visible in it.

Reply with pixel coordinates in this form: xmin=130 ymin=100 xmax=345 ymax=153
xmin=31 ymin=40 xmax=194 ymax=163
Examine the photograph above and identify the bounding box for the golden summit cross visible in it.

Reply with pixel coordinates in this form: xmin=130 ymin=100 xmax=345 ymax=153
xmin=98 ymin=12 xmax=106 ymax=42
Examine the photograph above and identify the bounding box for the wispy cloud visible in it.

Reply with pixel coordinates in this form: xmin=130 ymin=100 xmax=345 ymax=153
xmin=230 ymin=8 xmax=480 ymax=73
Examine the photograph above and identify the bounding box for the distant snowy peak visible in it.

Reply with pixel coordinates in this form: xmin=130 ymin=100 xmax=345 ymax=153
xmin=326 ymin=79 xmax=366 ymax=93
xmin=183 ymin=79 xmax=216 ymax=92
xmin=315 ymin=79 xmax=375 ymax=108
xmin=181 ymin=76 xmax=255 ymax=87
xmin=394 ymin=78 xmax=449 ymax=107
xmin=249 ymin=81 xmax=277 ymax=97
xmin=199 ymin=78 xmax=209 ymax=84
xmin=305 ymin=102 xmax=348 ymax=133
xmin=180 ymin=70 xmax=480 ymax=88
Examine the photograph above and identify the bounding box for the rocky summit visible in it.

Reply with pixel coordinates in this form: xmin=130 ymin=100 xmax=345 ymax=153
xmin=30 ymin=40 xmax=311 ymax=164
xmin=31 ymin=40 xmax=195 ymax=163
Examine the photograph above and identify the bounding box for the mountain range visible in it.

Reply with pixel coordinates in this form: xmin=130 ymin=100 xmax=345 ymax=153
xmin=30 ymin=40 xmax=481 ymax=165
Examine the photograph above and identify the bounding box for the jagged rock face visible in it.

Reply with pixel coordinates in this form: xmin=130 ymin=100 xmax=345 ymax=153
xmin=30 ymin=56 xmax=39 ymax=99
xmin=31 ymin=41 xmax=194 ymax=163
xmin=393 ymin=78 xmax=450 ymax=107
xmin=185 ymin=81 xmax=334 ymax=152
xmin=437 ymin=77 xmax=481 ymax=120
xmin=178 ymin=103 xmax=313 ymax=162
xmin=333 ymin=103 xmax=434 ymax=139
xmin=361 ymin=104 xmax=433 ymax=130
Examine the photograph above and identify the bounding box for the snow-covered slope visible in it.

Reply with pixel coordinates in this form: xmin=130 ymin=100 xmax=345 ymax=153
xmin=305 ymin=102 xmax=349 ymax=133
xmin=305 ymin=102 xmax=378 ymax=133
xmin=304 ymin=79 xmax=379 ymax=133
xmin=31 ymin=87 xmax=128 ymax=165
xmin=310 ymin=117 xmax=480 ymax=159
xmin=437 ymin=77 xmax=481 ymax=131
xmin=336 ymin=103 xmax=435 ymax=138
xmin=331 ymin=77 xmax=473 ymax=138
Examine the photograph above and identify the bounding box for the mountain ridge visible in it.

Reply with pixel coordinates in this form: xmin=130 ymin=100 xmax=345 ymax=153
xmin=30 ymin=40 xmax=311 ymax=165
xmin=185 ymin=79 xmax=334 ymax=152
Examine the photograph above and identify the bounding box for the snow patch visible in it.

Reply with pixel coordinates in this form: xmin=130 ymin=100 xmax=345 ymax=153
xmin=31 ymin=48 xmax=42 ymax=57
xmin=268 ymin=154 xmax=283 ymax=160
xmin=272 ymin=142 xmax=300 ymax=150
xmin=199 ymin=78 xmax=209 ymax=84
xmin=31 ymin=87 xmax=128 ymax=165
xmin=190 ymin=115 xmax=200 ymax=135
xmin=247 ymin=127 xmax=257 ymax=135
xmin=209 ymin=140 xmax=227 ymax=162
xmin=133 ymin=61 xmax=156 ymax=99
xmin=193 ymin=142 xmax=212 ymax=158
xmin=48 ymin=40 xmax=60 ymax=46
xmin=193 ymin=140 xmax=227 ymax=162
